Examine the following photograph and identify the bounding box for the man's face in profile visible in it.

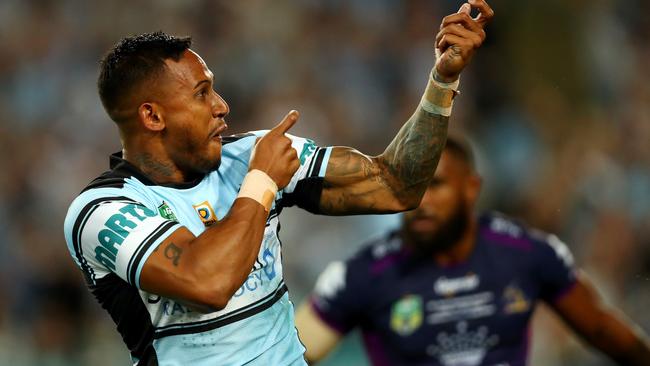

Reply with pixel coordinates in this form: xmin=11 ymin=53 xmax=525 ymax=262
xmin=154 ymin=49 xmax=230 ymax=175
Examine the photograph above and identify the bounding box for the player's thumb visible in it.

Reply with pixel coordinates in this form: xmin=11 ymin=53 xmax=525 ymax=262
xmin=458 ymin=3 xmax=471 ymax=15
xmin=270 ymin=110 xmax=299 ymax=135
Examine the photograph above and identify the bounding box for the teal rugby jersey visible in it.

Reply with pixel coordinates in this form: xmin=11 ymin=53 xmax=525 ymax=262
xmin=63 ymin=131 xmax=331 ymax=366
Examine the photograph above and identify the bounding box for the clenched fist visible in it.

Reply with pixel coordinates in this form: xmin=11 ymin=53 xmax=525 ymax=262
xmin=434 ymin=0 xmax=494 ymax=83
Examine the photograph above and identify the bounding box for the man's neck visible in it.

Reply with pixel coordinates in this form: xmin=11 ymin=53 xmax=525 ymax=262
xmin=122 ymin=146 xmax=188 ymax=185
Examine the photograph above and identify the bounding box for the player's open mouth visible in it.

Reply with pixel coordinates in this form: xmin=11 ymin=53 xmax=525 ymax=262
xmin=210 ymin=124 xmax=227 ymax=141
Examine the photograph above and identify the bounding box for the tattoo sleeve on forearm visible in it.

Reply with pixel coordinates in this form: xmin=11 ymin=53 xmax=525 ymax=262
xmin=379 ymin=107 xmax=449 ymax=203
xmin=319 ymin=79 xmax=450 ymax=214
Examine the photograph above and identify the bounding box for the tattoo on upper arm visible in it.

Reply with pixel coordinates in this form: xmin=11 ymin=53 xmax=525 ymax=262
xmin=321 ymin=148 xmax=390 ymax=213
xmin=163 ymin=242 xmax=183 ymax=266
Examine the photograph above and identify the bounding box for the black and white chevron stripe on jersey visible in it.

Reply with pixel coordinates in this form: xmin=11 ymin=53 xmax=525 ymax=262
xmin=71 ymin=196 xmax=136 ymax=285
xmin=126 ymin=220 xmax=179 ymax=286
xmin=154 ymin=281 xmax=288 ymax=338
xmin=307 ymin=147 xmax=328 ymax=178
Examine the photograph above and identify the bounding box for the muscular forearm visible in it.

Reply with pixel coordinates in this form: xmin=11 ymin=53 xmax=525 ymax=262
xmin=188 ymin=198 xmax=268 ymax=302
xmin=378 ymin=101 xmax=449 ymax=208
xmin=554 ymin=277 xmax=650 ymax=366
xmin=318 ymin=79 xmax=453 ymax=215
xmin=585 ymin=311 xmax=650 ymax=366
xmin=623 ymin=338 xmax=650 ymax=366
xmin=141 ymin=198 xmax=269 ymax=311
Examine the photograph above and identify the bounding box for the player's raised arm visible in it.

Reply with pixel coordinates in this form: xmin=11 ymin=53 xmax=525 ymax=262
xmin=318 ymin=0 xmax=493 ymax=215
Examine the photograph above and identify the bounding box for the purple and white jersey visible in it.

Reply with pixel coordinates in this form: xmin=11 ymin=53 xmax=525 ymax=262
xmin=310 ymin=213 xmax=577 ymax=366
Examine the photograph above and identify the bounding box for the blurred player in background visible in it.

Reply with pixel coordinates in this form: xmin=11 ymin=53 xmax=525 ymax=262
xmin=296 ymin=136 xmax=650 ymax=366
xmin=62 ymin=1 xmax=493 ymax=365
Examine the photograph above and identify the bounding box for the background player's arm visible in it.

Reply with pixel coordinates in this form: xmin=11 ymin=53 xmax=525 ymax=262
xmin=139 ymin=112 xmax=300 ymax=313
xmin=550 ymin=271 xmax=650 ymax=366
xmin=295 ymin=302 xmax=343 ymax=364
xmin=319 ymin=0 xmax=493 ymax=215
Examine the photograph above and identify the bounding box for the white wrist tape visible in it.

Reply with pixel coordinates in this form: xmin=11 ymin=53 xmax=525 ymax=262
xmin=419 ymin=71 xmax=460 ymax=117
xmin=237 ymin=169 xmax=278 ymax=212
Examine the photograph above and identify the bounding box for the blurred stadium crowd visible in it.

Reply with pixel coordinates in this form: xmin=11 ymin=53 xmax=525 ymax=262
xmin=0 ymin=0 xmax=648 ymax=365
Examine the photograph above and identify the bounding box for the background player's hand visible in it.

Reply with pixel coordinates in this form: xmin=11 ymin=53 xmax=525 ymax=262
xmin=249 ymin=110 xmax=300 ymax=189
xmin=434 ymin=0 xmax=494 ymax=82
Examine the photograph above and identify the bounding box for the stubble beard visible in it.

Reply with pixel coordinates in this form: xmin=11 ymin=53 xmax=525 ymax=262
xmin=176 ymin=130 xmax=222 ymax=177
xmin=404 ymin=202 xmax=469 ymax=257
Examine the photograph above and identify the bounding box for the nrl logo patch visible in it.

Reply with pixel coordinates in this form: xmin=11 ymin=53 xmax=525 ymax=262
xmin=158 ymin=201 xmax=178 ymax=221
xmin=390 ymin=295 xmax=423 ymax=336
xmin=193 ymin=200 xmax=217 ymax=227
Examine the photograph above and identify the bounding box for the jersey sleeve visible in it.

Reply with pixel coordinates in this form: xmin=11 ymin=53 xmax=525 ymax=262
xmin=533 ymin=233 xmax=578 ymax=303
xmin=276 ymin=133 xmax=332 ymax=213
xmin=242 ymin=130 xmax=333 ymax=212
xmin=283 ymin=134 xmax=332 ymax=192
xmin=64 ymin=196 xmax=182 ymax=288
xmin=309 ymin=258 xmax=369 ymax=334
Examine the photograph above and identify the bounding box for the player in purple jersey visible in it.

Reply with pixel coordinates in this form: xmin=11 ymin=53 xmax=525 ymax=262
xmin=296 ymin=137 xmax=650 ymax=366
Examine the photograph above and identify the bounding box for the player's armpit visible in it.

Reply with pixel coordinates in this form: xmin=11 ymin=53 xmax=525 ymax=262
xmin=295 ymin=301 xmax=343 ymax=364
xmin=550 ymin=272 xmax=650 ymax=365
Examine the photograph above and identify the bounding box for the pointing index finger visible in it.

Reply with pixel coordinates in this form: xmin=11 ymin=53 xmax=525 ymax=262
xmin=270 ymin=110 xmax=300 ymax=135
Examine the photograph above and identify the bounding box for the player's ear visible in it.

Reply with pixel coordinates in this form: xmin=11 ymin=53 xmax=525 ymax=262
xmin=138 ymin=102 xmax=165 ymax=132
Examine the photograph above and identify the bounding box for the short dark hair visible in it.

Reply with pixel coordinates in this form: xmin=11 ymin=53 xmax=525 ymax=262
xmin=97 ymin=31 xmax=192 ymax=122
xmin=444 ymin=135 xmax=476 ymax=172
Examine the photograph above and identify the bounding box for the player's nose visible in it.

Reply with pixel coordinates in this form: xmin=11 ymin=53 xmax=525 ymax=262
xmin=212 ymin=91 xmax=229 ymax=119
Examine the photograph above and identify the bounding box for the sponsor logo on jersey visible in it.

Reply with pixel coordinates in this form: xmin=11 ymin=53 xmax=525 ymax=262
xmin=161 ymin=299 xmax=194 ymax=316
xmin=94 ymin=203 xmax=157 ymax=271
xmin=502 ymin=284 xmax=530 ymax=314
xmin=434 ymin=273 xmax=480 ymax=296
xmin=193 ymin=201 xmax=217 ymax=226
xmin=233 ymin=248 xmax=278 ymax=297
xmin=390 ymin=295 xmax=423 ymax=336
xmin=158 ymin=201 xmax=178 ymax=221
xmin=427 ymin=321 xmax=499 ymax=366
xmin=427 ymin=292 xmax=496 ymax=324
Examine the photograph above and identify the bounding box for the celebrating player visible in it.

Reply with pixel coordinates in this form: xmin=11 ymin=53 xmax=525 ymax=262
xmin=62 ymin=1 xmax=493 ymax=365
xmin=295 ymin=136 xmax=650 ymax=366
